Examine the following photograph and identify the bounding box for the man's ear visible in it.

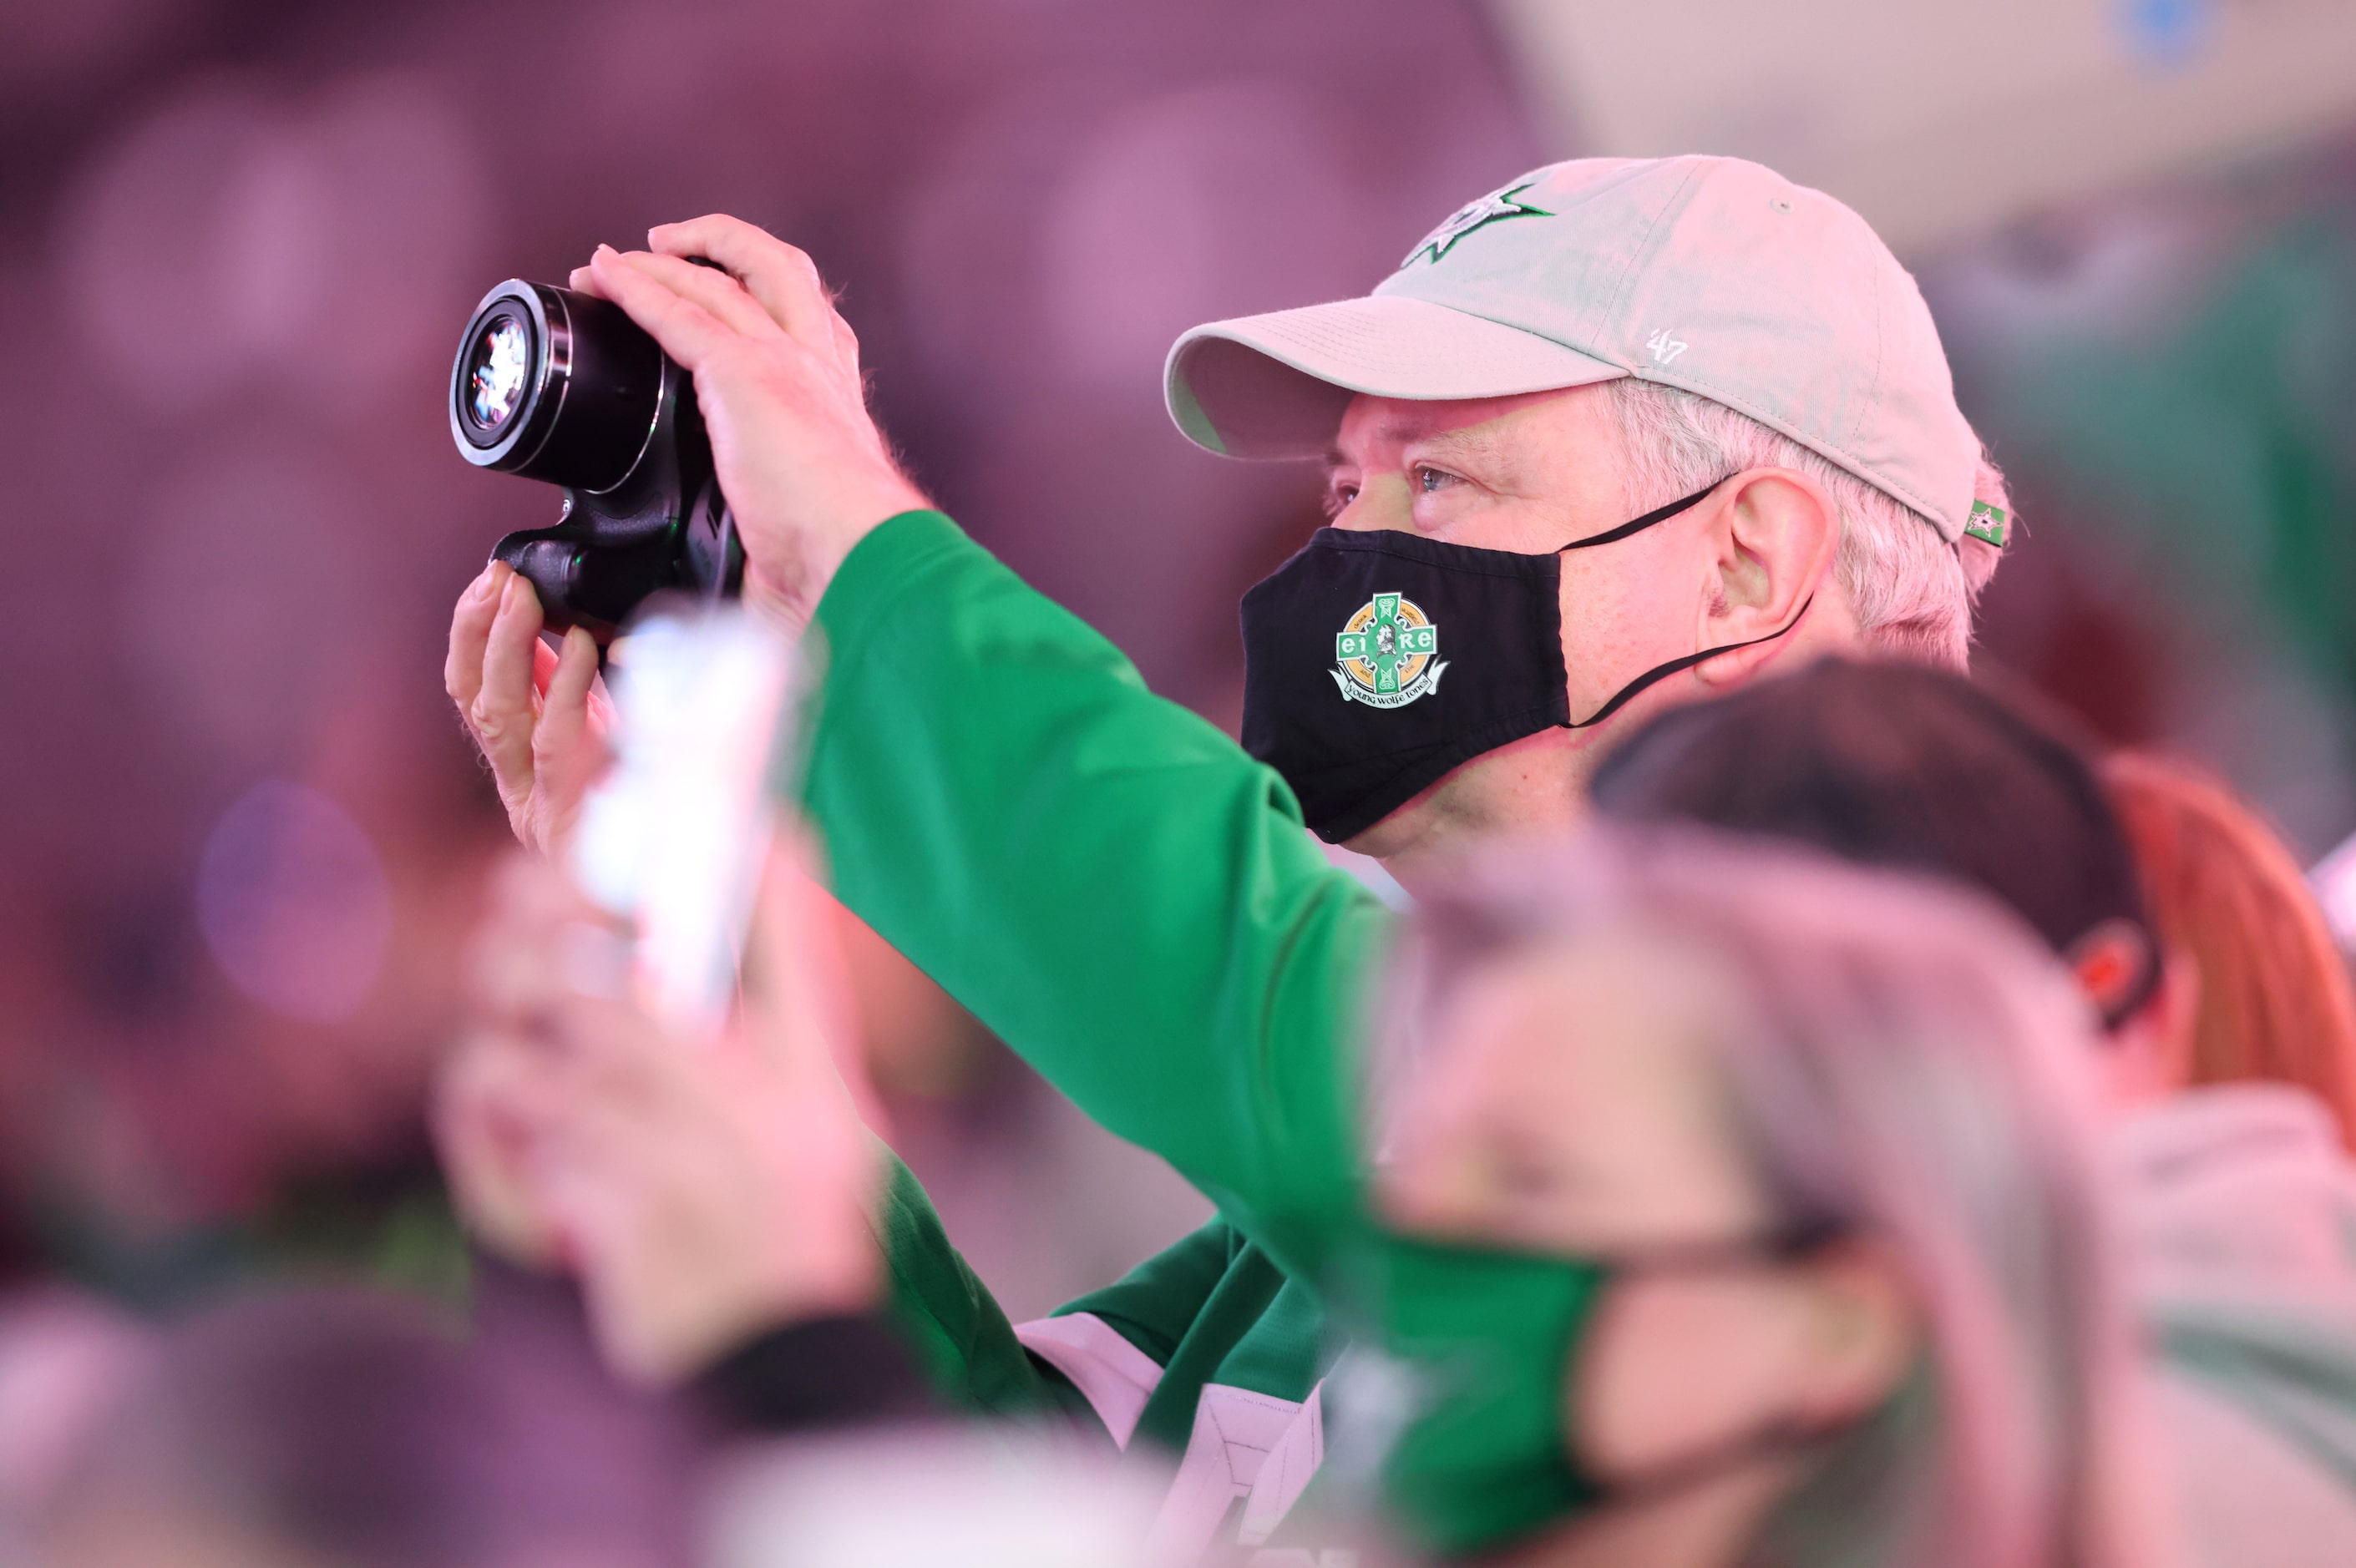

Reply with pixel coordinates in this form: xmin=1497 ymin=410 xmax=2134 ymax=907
xmin=1693 ymin=469 xmax=1840 ymax=688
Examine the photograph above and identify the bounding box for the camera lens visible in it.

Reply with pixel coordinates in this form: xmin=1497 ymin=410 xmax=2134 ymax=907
xmin=463 ymin=309 xmax=533 ymax=438
xmin=449 ymin=281 xmax=666 ymax=493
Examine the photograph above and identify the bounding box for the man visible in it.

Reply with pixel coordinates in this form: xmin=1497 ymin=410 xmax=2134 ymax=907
xmin=444 ymin=156 xmax=2009 ymax=1556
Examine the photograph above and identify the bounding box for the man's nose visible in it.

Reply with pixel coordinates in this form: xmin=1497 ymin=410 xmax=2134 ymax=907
xmin=1334 ymin=473 xmax=1417 ymax=534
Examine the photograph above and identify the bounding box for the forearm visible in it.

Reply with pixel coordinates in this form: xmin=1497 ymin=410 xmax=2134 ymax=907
xmin=798 ymin=514 xmax=1389 ymax=1269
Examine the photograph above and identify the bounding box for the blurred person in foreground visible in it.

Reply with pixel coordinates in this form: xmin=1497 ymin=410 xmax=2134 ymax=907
xmin=2103 ymin=752 xmax=2356 ymax=1144
xmin=447 ymin=156 xmax=2014 ymax=1557
xmin=1588 ymin=658 xmax=2356 ymax=1565
xmin=1345 ymin=828 xmax=2163 ymax=1567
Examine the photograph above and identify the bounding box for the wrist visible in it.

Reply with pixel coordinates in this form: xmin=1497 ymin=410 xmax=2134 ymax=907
xmin=636 ymin=1222 xmax=882 ymax=1388
xmin=741 ymin=483 xmax=933 ymax=629
xmin=808 ymin=478 xmax=933 ymax=595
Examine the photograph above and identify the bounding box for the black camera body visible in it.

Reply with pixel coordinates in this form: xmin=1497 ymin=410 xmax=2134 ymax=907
xmin=448 ymin=278 xmax=741 ymax=639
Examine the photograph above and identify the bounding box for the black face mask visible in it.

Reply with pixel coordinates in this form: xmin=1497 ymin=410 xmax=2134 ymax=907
xmin=1239 ymin=483 xmax=1812 ymax=842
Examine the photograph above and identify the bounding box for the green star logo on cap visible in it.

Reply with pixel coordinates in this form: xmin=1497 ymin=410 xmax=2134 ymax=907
xmin=1400 ymin=180 xmax=1553 ymax=269
xmin=1335 ymin=591 xmax=1447 ymax=708
xmin=1963 ymin=501 xmax=2009 ymax=549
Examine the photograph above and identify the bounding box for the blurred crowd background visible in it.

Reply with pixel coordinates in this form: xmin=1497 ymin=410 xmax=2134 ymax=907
xmin=1 ymin=0 xmax=2354 ymax=1443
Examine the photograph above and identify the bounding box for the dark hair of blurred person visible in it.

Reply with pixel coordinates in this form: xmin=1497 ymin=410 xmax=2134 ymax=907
xmin=1588 ymin=657 xmax=2356 ymax=1567
xmin=2102 ymin=751 xmax=2356 ymax=1147
xmin=1587 ymin=658 xmax=2186 ymax=1094
xmin=36 ymin=1283 xmax=695 ymax=1568
xmin=1357 ymin=828 xmax=2161 ymax=1568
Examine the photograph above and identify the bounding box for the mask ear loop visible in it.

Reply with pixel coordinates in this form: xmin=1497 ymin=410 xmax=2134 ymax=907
xmin=1553 ymin=478 xmax=1816 ymax=732
xmin=1563 ymin=597 xmax=1815 ymax=731
xmin=1556 ymin=480 xmax=1726 ymax=551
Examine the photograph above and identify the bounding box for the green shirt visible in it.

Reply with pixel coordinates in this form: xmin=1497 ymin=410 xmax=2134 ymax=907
xmin=799 ymin=510 xmax=1392 ymax=1554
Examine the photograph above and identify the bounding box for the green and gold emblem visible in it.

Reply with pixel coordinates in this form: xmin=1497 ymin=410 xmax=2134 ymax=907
xmin=1335 ymin=592 xmax=1447 ymax=708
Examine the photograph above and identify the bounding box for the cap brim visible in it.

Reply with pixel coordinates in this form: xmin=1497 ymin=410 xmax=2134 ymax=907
xmin=1165 ymin=295 xmax=1625 ymax=460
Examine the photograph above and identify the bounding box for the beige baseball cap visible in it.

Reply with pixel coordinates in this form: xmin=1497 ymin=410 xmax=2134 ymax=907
xmin=1165 ymin=155 xmax=1981 ymax=543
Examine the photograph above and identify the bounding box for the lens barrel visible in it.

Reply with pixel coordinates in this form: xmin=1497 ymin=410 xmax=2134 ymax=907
xmin=448 ymin=281 xmax=667 ymax=494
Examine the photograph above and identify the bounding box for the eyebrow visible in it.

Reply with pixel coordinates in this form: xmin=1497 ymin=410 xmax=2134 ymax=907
xmin=1329 ymin=420 xmax=1503 ymax=469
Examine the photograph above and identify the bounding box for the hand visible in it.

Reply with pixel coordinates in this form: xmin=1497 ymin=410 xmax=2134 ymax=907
xmin=444 ymin=560 xmax=613 ymax=856
xmin=439 ymin=843 xmax=881 ymax=1387
xmin=570 ymin=216 xmax=930 ymax=627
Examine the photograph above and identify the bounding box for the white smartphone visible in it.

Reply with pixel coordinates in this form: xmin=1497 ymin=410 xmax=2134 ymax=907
xmin=569 ymin=601 xmax=800 ymax=1034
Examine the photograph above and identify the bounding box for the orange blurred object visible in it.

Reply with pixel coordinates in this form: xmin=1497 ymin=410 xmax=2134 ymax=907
xmin=2106 ymin=751 xmax=2356 ymax=1148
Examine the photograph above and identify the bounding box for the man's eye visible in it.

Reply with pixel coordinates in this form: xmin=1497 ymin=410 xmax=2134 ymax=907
xmin=1323 ymin=484 xmax=1360 ymax=518
xmin=1415 ymin=466 xmax=1462 ymax=494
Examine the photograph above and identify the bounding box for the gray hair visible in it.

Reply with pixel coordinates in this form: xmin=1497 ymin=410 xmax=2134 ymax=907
xmin=1389 ymin=827 xmax=2162 ymax=1568
xmin=1606 ymin=381 xmax=2008 ymax=670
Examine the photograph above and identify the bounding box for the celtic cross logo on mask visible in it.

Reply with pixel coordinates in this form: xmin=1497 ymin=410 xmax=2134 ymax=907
xmin=1334 ymin=592 xmax=1447 ymax=708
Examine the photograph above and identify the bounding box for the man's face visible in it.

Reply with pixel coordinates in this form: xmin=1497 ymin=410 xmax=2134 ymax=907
xmin=1321 ymin=387 xmax=1740 ymax=877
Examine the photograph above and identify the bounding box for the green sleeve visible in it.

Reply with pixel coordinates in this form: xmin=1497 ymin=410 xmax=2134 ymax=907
xmin=800 ymin=513 xmax=1389 ymax=1270
xmin=1052 ymin=1217 xmax=1244 ymax=1363
xmin=872 ymin=1146 xmax=1092 ymax=1424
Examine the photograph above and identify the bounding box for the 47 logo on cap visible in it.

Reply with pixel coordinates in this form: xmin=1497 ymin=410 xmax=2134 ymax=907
xmin=1335 ymin=592 xmax=1447 ymax=708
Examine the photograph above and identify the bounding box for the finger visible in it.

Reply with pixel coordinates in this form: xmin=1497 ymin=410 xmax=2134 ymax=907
xmin=529 ymin=630 xmax=609 ymax=855
xmin=536 ymin=623 xmax=602 ymax=745
xmin=568 ymin=263 xmax=609 ymax=300
xmin=467 ymin=907 xmax=569 ymax=1024
xmin=535 ymin=625 xmax=605 ymax=776
xmin=484 ymin=847 xmax=594 ymax=933
xmin=648 ymin=216 xmax=835 ymax=354
xmin=549 ymin=988 xmax=684 ymax=1087
xmin=585 ymin=666 xmax=617 ymax=738
xmin=444 ymin=561 xmax=509 ymax=711
xmin=472 ymin=907 xmax=634 ymax=1024
xmin=471 ymin=574 xmax=546 ymax=809
xmin=609 ymin=250 xmax=783 ymax=343
xmin=530 ymin=632 xmax=561 ymax=699
xmin=470 ymin=854 xmax=617 ymax=1016
xmin=588 ymin=245 xmax=737 ymax=370
xmin=470 ymin=857 xmax=641 ymax=1024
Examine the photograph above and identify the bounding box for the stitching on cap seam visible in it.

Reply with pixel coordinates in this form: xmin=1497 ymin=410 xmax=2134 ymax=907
xmin=1591 ymin=158 xmax=1708 ymax=345
xmin=1850 ymin=250 xmax=1889 ymax=450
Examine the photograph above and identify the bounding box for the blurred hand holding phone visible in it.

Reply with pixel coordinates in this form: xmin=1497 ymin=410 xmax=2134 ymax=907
xmin=443 ymin=604 xmax=883 ymax=1383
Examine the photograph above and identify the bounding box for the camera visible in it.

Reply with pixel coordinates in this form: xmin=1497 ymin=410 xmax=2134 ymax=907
xmin=448 ymin=275 xmax=741 ymax=639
